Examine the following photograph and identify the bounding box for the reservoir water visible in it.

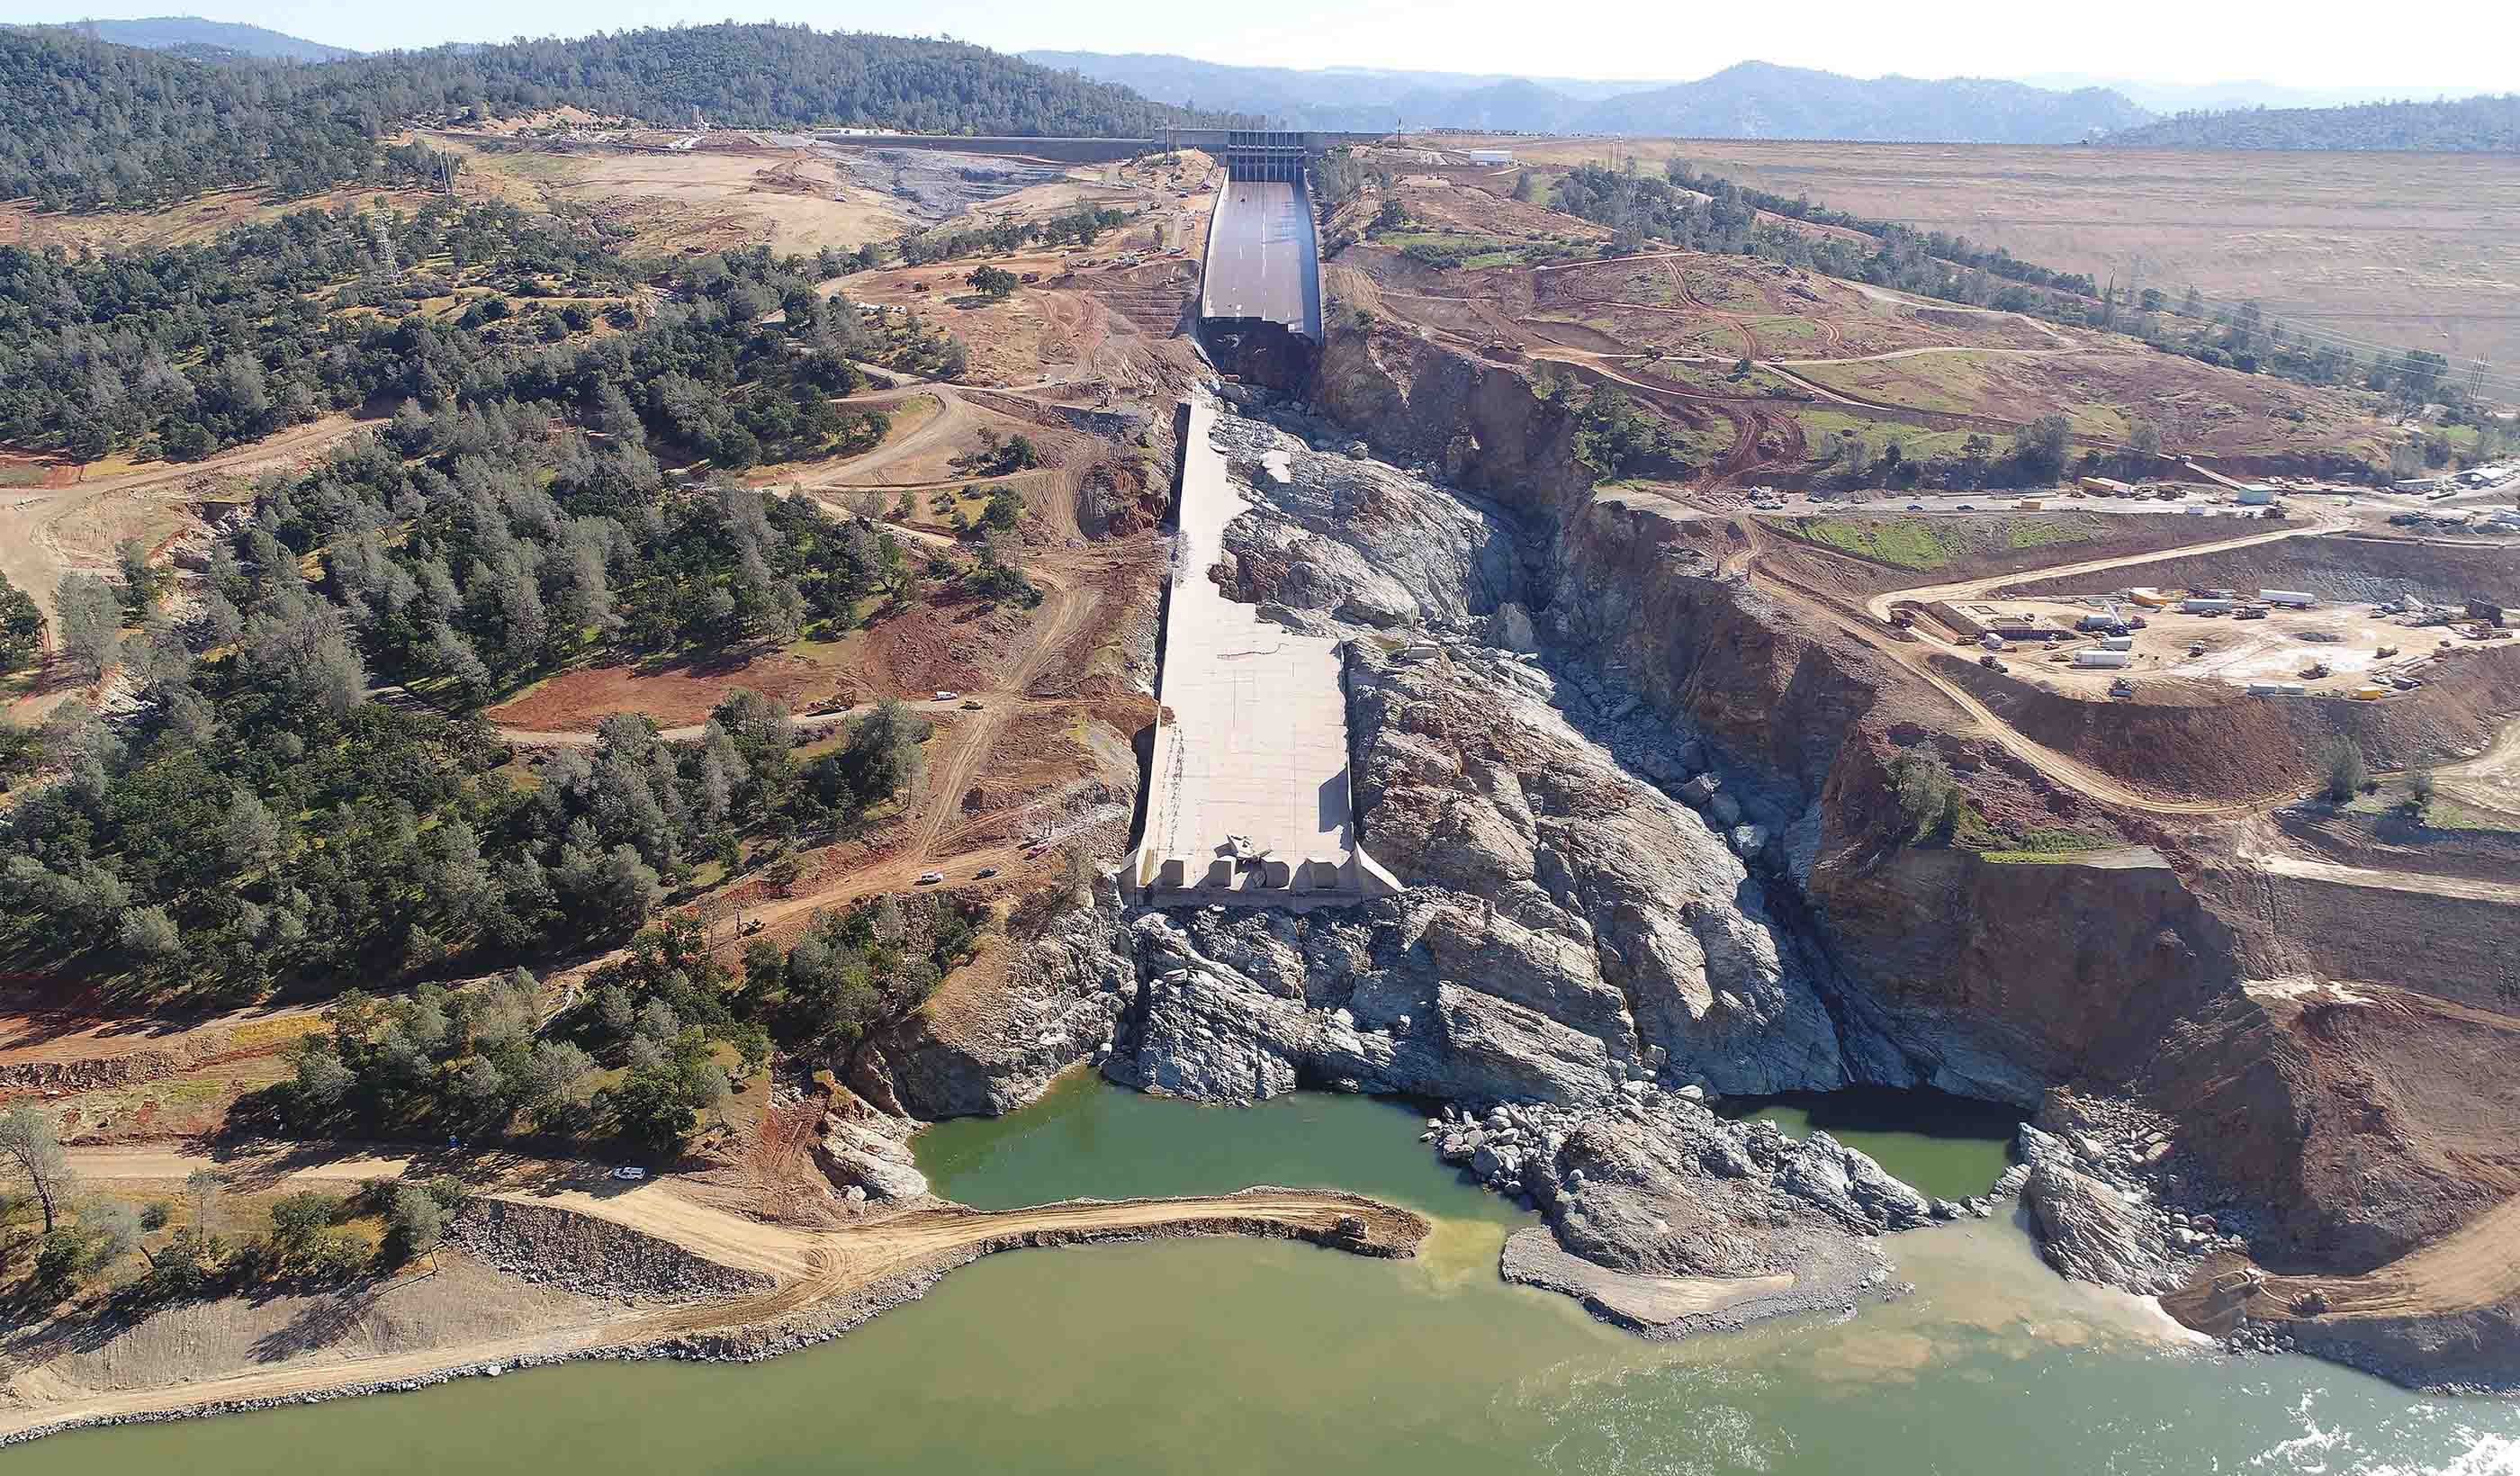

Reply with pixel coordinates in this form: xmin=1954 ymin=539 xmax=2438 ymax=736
xmin=20 ymin=1072 xmax=2518 ymax=1474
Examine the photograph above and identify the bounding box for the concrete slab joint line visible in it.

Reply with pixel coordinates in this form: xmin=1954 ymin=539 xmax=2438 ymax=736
xmin=1120 ymin=392 xmax=1399 ymax=912
xmin=1198 ymin=171 xmax=1324 ymax=342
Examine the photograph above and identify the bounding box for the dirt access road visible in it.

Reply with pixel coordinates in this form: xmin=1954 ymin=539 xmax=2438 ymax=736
xmin=7 ymin=1145 xmax=1425 ymax=1442
xmin=0 ymin=415 xmax=372 ymax=629
xmin=1736 ymin=511 xmax=2356 ymax=815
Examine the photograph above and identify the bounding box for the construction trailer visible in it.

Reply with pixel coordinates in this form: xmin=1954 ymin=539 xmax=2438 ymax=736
xmin=2247 ymin=681 xmax=2307 ymax=696
xmin=2181 ymin=597 xmax=2237 ymax=614
xmin=2236 ymin=486 xmax=2278 ymax=506
xmin=2080 ymin=476 xmax=2134 ymax=496
xmin=2099 ymin=635 xmax=2136 ymax=651
xmin=2127 ymin=587 xmax=2172 ymax=608
xmin=2072 ymin=649 xmax=2132 ymax=669
xmin=2260 ymin=590 xmax=2319 ymax=608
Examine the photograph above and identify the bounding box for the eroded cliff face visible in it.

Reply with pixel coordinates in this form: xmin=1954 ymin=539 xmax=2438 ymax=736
xmin=1303 ymin=320 xmax=2247 ymax=1105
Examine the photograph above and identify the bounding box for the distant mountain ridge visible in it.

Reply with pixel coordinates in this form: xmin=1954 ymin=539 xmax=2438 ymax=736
xmin=2102 ymin=94 xmax=2520 ymax=151
xmin=2015 ymin=74 xmax=2440 ymax=114
xmin=64 ymin=14 xmax=355 ymax=61
xmin=1024 ymin=51 xmax=2152 ymax=142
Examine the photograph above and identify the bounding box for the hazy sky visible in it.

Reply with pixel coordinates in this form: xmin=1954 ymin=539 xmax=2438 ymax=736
xmin=7 ymin=0 xmax=2506 ymax=91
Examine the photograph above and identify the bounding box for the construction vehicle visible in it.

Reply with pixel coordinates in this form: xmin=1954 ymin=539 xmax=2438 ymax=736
xmin=2301 ymin=661 xmax=2331 ymax=680
xmin=1978 ymin=654 xmax=2003 ymax=671
xmin=2109 ymin=677 xmax=2136 ymax=699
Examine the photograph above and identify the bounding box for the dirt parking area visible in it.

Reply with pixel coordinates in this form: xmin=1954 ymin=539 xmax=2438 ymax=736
xmin=1980 ymin=597 xmax=2446 ymax=697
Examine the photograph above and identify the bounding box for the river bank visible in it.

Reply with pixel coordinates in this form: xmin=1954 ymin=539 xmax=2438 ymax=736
xmin=14 ymin=1079 xmax=2516 ymax=1475
xmin=0 ymin=1170 xmax=1425 ymax=1450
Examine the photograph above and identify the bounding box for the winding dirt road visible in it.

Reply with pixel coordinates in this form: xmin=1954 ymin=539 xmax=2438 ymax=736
xmin=1736 ymin=515 xmax=2349 ymax=815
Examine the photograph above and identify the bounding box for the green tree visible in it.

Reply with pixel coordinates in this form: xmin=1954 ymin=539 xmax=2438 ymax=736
xmin=0 ymin=573 xmax=45 ymax=673
xmin=2406 ymin=763 xmax=2436 ymax=818
xmin=54 ymin=572 xmax=123 ymax=680
xmin=266 ymin=1190 xmax=342 ymax=1263
xmin=2323 ymin=738 xmax=2369 ymax=804
xmin=2012 ymin=413 xmax=2073 ymax=482
xmin=0 ymin=1107 xmax=75 ymax=1234
xmin=384 ymin=1184 xmax=446 ymax=1262
xmin=965 ymin=265 xmax=1017 ymax=300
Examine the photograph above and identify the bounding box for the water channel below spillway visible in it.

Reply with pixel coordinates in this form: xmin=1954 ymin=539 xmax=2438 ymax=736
xmin=22 ymin=1072 xmax=2518 ymax=1475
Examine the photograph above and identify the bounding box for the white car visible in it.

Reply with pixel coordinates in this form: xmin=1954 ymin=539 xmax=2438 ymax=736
xmin=609 ymin=1166 xmax=646 ymax=1182
xmin=917 ymin=870 xmax=946 ymax=885
xmin=933 ymin=690 xmax=959 ymax=701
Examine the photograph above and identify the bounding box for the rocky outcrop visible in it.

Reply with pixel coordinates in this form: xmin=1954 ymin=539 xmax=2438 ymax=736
xmin=1348 ymin=643 xmax=1876 ymax=1096
xmin=1440 ymin=1091 xmax=1954 ymax=1336
xmin=815 ymin=1113 xmax=932 ymax=1202
xmin=849 ymin=901 xmax=1131 ymax=1119
xmin=1208 ymin=404 xmax=1519 ymax=632
xmin=2018 ymin=1128 xmax=2190 ymax=1293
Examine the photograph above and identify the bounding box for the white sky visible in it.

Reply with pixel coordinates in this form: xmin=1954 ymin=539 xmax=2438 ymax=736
xmin=4 ymin=0 xmax=2508 ymax=92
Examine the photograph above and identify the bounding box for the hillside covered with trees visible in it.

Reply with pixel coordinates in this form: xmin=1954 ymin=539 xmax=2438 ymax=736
xmin=0 ymin=22 xmax=1244 ymax=212
xmin=2102 ymin=94 xmax=2520 ymax=150
xmin=0 ymin=194 xmax=1043 ymax=1010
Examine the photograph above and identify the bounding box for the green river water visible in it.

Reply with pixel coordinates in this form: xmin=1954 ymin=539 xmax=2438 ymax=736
xmin=21 ymin=1071 xmax=2520 ymax=1474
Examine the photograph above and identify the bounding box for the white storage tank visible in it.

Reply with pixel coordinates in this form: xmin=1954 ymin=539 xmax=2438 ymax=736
xmin=2073 ymin=650 xmax=2132 ymax=669
xmin=2181 ymin=598 xmax=2236 ymax=613
xmin=2259 ymin=590 xmax=2318 ymax=608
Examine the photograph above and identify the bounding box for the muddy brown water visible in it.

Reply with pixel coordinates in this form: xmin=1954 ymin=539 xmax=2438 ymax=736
xmin=21 ymin=1074 xmax=2517 ymax=1473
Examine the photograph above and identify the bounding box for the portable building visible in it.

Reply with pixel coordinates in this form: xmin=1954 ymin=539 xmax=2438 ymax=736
xmin=2099 ymin=635 xmax=2135 ymax=651
xmin=2181 ymin=598 xmax=2236 ymax=614
xmin=2259 ymin=590 xmax=2318 ymax=608
xmin=2246 ymin=681 xmax=2306 ymax=696
xmin=2072 ymin=650 xmax=2132 ymax=669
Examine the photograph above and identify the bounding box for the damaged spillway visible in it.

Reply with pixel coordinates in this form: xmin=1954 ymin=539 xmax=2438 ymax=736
xmin=1120 ymin=391 xmax=1401 ymax=909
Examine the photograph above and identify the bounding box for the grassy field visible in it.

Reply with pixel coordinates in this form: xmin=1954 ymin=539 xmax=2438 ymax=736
xmin=1794 ymin=410 xmax=1979 ymax=467
xmin=1785 ymin=515 xmax=1966 ymax=569
xmin=1371 ymin=229 xmax=1533 ymax=269
xmin=1480 ymin=136 xmax=2520 ymax=380
xmin=1778 ymin=510 xmax=2130 ymax=572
